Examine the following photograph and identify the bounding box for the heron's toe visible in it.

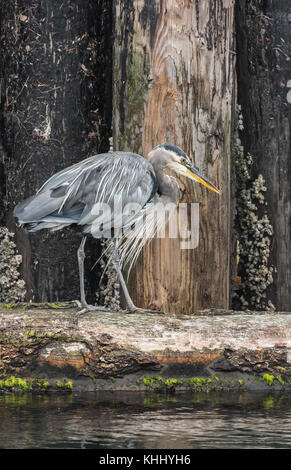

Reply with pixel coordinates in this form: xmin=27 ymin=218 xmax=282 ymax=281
xmin=85 ymin=305 xmax=108 ymax=312
xmin=122 ymin=307 xmax=165 ymax=315
xmin=72 ymin=304 xmax=108 ymax=324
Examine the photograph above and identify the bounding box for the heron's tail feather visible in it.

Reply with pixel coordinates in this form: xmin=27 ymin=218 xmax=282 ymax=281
xmin=14 ymin=190 xmax=84 ymax=232
xmin=14 ymin=190 xmax=62 ymax=224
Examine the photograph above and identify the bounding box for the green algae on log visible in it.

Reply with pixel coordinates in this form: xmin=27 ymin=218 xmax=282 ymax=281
xmin=0 ymin=304 xmax=291 ymax=392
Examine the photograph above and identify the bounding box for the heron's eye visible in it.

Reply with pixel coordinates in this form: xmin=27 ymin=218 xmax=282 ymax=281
xmin=180 ymin=157 xmax=186 ymax=164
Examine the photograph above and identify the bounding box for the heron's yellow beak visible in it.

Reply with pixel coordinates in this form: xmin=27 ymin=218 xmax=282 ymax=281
xmin=167 ymin=159 xmax=220 ymax=194
xmin=185 ymin=165 xmax=220 ymax=194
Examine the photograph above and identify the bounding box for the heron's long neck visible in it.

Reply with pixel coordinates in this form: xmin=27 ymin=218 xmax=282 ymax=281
xmin=152 ymin=163 xmax=180 ymax=204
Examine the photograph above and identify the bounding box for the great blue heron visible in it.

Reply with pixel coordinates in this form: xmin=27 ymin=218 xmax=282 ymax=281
xmin=14 ymin=144 xmax=219 ymax=316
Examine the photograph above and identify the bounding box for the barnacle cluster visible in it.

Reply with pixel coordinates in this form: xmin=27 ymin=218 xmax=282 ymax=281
xmin=95 ymin=239 xmax=120 ymax=311
xmin=233 ymin=106 xmax=274 ymax=310
xmin=95 ymin=138 xmax=121 ymax=311
xmin=0 ymin=226 xmax=26 ymax=302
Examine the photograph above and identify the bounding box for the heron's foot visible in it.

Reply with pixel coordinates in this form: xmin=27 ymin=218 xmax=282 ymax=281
xmin=122 ymin=306 xmax=165 ymax=315
xmin=72 ymin=301 xmax=108 ymax=324
xmin=73 ymin=300 xmax=107 ymax=311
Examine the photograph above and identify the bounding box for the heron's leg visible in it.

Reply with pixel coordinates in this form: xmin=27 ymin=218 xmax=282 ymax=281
xmin=77 ymin=236 xmax=87 ymax=307
xmin=74 ymin=236 xmax=107 ymax=321
xmin=112 ymin=239 xmax=164 ymax=315
xmin=112 ymin=239 xmax=136 ymax=310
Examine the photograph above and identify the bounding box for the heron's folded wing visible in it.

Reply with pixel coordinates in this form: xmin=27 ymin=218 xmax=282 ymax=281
xmin=14 ymin=152 xmax=157 ymax=233
xmin=53 ymin=152 xmax=158 ymax=231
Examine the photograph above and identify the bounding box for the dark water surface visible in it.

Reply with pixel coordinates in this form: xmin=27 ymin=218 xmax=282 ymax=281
xmin=0 ymin=391 xmax=290 ymax=449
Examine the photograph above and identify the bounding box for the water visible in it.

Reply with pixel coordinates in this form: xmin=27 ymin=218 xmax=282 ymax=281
xmin=0 ymin=391 xmax=290 ymax=449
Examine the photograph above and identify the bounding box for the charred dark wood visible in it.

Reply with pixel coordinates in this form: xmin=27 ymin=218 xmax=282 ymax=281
xmin=0 ymin=0 xmax=112 ymax=302
xmin=236 ymin=0 xmax=291 ymax=310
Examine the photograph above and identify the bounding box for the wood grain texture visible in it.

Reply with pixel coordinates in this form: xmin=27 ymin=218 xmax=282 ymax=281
xmin=114 ymin=0 xmax=235 ymax=313
xmin=1 ymin=305 xmax=291 ymax=390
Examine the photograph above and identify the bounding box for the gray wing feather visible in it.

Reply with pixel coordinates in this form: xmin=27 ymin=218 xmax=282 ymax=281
xmin=62 ymin=152 xmax=154 ymax=204
xmin=55 ymin=152 xmax=157 ymax=232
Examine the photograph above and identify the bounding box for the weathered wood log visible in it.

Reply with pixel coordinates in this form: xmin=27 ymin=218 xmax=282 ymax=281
xmin=1 ymin=304 xmax=291 ymax=392
xmin=113 ymin=0 xmax=235 ymax=314
xmin=0 ymin=0 xmax=112 ymax=302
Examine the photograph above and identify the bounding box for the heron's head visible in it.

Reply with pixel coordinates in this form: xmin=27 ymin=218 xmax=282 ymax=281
xmin=148 ymin=144 xmax=220 ymax=194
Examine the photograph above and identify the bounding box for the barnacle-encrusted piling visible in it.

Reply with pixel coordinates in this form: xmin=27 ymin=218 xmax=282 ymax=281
xmin=235 ymin=0 xmax=291 ymax=311
xmin=233 ymin=106 xmax=274 ymax=310
xmin=95 ymin=239 xmax=120 ymax=311
xmin=95 ymin=137 xmax=120 ymax=311
xmin=0 ymin=227 xmax=26 ymax=302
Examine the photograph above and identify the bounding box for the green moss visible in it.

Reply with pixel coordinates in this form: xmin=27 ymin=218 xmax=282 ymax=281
xmin=142 ymin=375 xmax=216 ymax=392
xmin=115 ymin=45 xmax=151 ymax=153
xmin=2 ymin=376 xmax=31 ymax=390
xmin=109 ymin=376 xmax=115 ymax=383
xmin=143 ymin=375 xmax=153 ymax=387
xmin=35 ymin=379 xmax=51 ymax=389
xmin=188 ymin=378 xmax=213 ymax=391
xmin=0 ymin=301 xmax=77 ymax=311
xmin=276 ymin=375 xmax=285 ymax=386
xmin=56 ymin=380 xmax=72 ymax=391
xmin=143 ymin=375 xmax=164 ymax=389
xmin=17 ymin=378 xmax=30 ymax=389
xmin=237 ymin=379 xmax=244 ymax=386
xmin=49 ymin=302 xmax=69 ymax=309
xmin=262 ymin=374 xmax=275 ymax=386
xmin=165 ymin=378 xmax=184 ymax=387
xmin=0 ymin=376 xmax=51 ymax=392
xmin=26 ymin=329 xmax=36 ymax=337
xmin=65 ymin=381 xmax=73 ymax=390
